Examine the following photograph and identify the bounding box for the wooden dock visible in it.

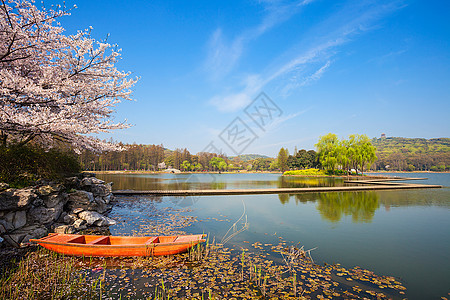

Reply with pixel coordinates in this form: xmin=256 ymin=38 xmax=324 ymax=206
xmin=113 ymin=178 xmax=442 ymax=196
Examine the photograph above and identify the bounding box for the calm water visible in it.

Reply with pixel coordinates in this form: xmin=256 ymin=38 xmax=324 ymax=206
xmin=97 ymin=172 xmax=450 ymax=299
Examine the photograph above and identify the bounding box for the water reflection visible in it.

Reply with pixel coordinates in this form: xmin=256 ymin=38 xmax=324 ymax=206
xmin=279 ymin=192 xmax=379 ymax=223
xmin=277 ymin=176 xmax=345 ymax=188
xmin=97 ymin=173 xmax=349 ymax=191
xmin=317 ymin=192 xmax=379 ymax=223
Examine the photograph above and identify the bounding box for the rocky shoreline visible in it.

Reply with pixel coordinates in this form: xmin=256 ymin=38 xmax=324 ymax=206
xmin=0 ymin=173 xmax=116 ymax=248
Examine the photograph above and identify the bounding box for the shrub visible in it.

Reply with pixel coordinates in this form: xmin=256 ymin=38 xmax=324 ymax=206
xmin=0 ymin=144 xmax=81 ymax=187
xmin=283 ymin=169 xmax=326 ymax=176
xmin=324 ymin=169 xmax=347 ymax=176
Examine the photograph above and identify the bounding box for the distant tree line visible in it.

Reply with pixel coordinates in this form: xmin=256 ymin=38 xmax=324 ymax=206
xmin=78 ymin=137 xmax=449 ymax=173
xmin=78 ymin=144 xmax=271 ymax=172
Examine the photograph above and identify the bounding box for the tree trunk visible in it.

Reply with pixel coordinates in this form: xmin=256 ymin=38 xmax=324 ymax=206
xmin=17 ymin=134 xmax=36 ymax=146
xmin=0 ymin=131 xmax=6 ymax=147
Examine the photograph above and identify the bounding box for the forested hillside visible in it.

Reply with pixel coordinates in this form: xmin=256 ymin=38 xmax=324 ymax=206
xmin=371 ymin=137 xmax=450 ymax=171
xmin=231 ymin=154 xmax=269 ymax=161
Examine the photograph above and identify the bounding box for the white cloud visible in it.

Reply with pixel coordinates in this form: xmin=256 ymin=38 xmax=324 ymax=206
xmin=208 ymin=1 xmax=405 ymax=112
xmin=204 ymin=0 xmax=316 ymax=80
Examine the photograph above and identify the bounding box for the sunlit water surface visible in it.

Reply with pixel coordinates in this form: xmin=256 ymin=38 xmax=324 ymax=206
xmin=97 ymin=172 xmax=450 ymax=299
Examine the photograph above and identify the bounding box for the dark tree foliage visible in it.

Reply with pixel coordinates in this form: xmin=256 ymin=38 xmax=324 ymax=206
xmin=0 ymin=144 xmax=80 ymax=187
xmin=286 ymin=149 xmax=318 ymax=170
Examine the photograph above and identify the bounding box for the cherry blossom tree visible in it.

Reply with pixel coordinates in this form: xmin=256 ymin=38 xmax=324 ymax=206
xmin=0 ymin=0 xmax=137 ymax=152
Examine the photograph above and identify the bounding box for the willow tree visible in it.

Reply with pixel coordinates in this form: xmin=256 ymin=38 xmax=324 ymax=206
xmin=315 ymin=133 xmax=339 ymax=172
xmin=0 ymin=0 xmax=137 ymax=152
xmin=315 ymin=133 xmax=377 ymax=175
xmin=350 ymin=134 xmax=377 ymax=175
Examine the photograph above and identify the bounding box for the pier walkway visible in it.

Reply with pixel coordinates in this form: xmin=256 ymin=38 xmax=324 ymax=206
xmin=113 ymin=177 xmax=442 ymax=196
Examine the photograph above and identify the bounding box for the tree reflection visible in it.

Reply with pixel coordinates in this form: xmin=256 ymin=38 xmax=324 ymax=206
xmin=277 ymin=191 xmax=379 ymax=223
xmin=277 ymin=176 xmax=340 ymax=188
xmin=317 ymin=192 xmax=379 ymax=223
xmin=278 ymin=193 xmax=290 ymax=204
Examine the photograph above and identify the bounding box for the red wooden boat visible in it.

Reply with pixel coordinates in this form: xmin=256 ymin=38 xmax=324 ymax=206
xmin=30 ymin=233 xmax=206 ymax=257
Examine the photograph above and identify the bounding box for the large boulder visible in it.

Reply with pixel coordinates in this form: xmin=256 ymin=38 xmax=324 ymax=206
xmin=73 ymin=219 xmax=87 ymax=230
xmin=103 ymin=193 xmax=113 ymax=204
xmin=67 ymin=190 xmax=94 ymax=210
xmin=4 ymin=210 xmax=27 ymax=230
xmin=4 ymin=225 xmax=48 ymax=248
xmin=0 ymin=219 xmax=14 ymax=234
xmin=81 ymin=177 xmax=105 ymax=187
xmin=64 ymin=176 xmax=81 ymax=189
xmin=38 ymin=184 xmax=63 ymax=197
xmin=0 ymin=188 xmax=37 ymax=211
xmin=90 ymin=184 xmax=111 ymax=197
xmin=67 ymin=190 xmax=110 ymax=213
xmin=44 ymin=193 xmax=68 ymax=208
xmin=28 ymin=202 xmax=64 ymax=224
xmin=62 ymin=213 xmax=77 ymax=224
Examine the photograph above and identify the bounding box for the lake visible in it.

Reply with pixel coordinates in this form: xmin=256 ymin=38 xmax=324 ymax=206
xmin=97 ymin=172 xmax=450 ymax=299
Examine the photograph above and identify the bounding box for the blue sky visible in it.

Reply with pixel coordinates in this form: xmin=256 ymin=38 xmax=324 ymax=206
xmin=57 ymin=0 xmax=449 ymax=157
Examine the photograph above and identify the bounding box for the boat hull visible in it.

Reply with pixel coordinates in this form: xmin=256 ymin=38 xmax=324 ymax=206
xmin=30 ymin=233 xmax=206 ymax=257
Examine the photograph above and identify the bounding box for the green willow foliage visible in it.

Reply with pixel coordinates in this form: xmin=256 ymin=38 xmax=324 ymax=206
xmin=315 ymin=134 xmax=377 ymax=174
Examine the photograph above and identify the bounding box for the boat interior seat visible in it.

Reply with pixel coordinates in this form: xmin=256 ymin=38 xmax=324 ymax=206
xmin=66 ymin=235 xmax=85 ymax=244
xmin=145 ymin=237 xmax=159 ymax=245
xmin=145 ymin=236 xmax=177 ymax=244
xmin=87 ymin=236 xmax=110 ymax=245
xmin=174 ymin=235 xmax=195 ymax=243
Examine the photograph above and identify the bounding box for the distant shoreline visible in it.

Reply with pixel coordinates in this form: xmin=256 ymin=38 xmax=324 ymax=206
xmin=91 ymin=170 xmax=282 ymax=175
xmin=91 ymin=170 xmax=448 ymax=176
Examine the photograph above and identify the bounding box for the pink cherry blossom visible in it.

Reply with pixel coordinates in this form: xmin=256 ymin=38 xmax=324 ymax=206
xmin=0 ymin=0 xmax=138 ymax=152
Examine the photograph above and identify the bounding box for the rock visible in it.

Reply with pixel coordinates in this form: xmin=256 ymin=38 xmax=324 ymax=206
xmin=78 ymin=211 xmax=116 ymax=227
xmin=54 ymin=224 xmax=76 ymax=234
xmin=63 ymin=213 xmax=77 ymax=224
xmin=0 ymin=188 xmax=37 ymax=211
xmin=94 ymin=216 xmax=117 ymax=227
xmin=44 ymin=193 xmax=67 ymax=208
xmin=4 ymin=210 xmax=27 ymax=230
xmin=32 ymin=197 xmax=44 ymax=207
xmin=90 ymin=184 xmax=111 ymax=197
xmin=67 ymin=190 xmax=110 ymax=213
xmin=67 ymin=190 xmax=94 ymax=209
xmin=57 ymin=211 xmax=67 ymax=223
xmin=78 ymin=211 xmax=104 ymax=225
xmin=94 ymin=196 xmax=106 ymax=205
xmin=64 ymin=176 xmax=81 ymax=189
xmin=28 ymin=202 xmax=63 ymax=224
xmin=0 ymin=182 xmax=9 ymax=191
xmin=4 ymin=225 xmax=48 ymax=248
xmin=38 ymin=185 xmax=57 ymax=196
xmin=73 ymin=219 xmax=87 ymax=230
xmin=72 ymin=208 xmax=84 ymax=214
xmin=0 ymin=219 xmax=14 ymax=233
xmin=81 ymin=177 xmax=105 ymax=187
xmin=103 ymin=194 xmax=113 ymax=204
